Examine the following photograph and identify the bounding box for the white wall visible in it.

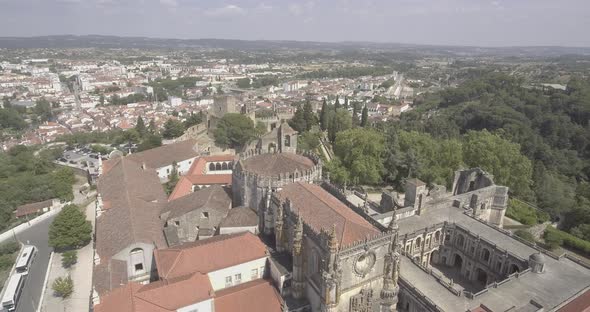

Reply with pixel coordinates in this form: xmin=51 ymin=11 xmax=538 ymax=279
xmin=219 ymin=226 xmax=258 ymax=236
xmin=207 ymin=257 xmax=267 ymax=291
xmin=155 ymin=157 xmax=197 ymax=181
xmin=177 ymin=298 xmax=213 ymax=312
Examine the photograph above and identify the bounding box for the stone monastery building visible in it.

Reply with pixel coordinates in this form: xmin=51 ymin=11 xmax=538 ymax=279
xmin=93 ymin=116 xmax=590 ymax=312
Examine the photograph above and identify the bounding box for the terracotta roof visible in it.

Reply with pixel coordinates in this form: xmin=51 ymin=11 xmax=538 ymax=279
xmin=558 ymin=288 xmax=590 ymax=312
xmin=277 ymin=182 xmax=380 ymax=246
xmin=163 ymin=185 xmax=231 ymax=219
xmin=126 ymin=139 xmax=199 ymax=169
xmin=241 ymin=153 xmax=315 ymax=176
xmin=15 ymin=199 xmax=54 ymax=218
xmin=155 ymin=232 xmax=268 ymax=280
xmin=93 ymin=259 xmax=128 ymax=295
xmin=96 ymin=157 xmax=168 ymax=262
xmin=168 ymin=176 xmax=194 ymax=201
xmin=215 ymin=279 xmax=283 ymax=312
xmin=187 ymin=174 xmax=232 ymax=185
xmin=219 ymin=206 xmax=258 ymax=228
xmin=95 ymin=273 xmax=213 ymax=312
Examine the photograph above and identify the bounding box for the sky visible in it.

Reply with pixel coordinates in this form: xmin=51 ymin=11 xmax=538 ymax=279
xmin=0 ymin=0 xmax=589 ymax=47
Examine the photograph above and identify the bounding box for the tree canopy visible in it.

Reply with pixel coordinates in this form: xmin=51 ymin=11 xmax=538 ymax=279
xmin=48 ymin=204 xmax=92 ymax=250
xmin=213 ymin=113 xmax=257 ymax=149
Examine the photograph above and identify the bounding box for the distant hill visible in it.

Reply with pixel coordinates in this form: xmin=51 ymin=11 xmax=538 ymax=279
xmin=0 ymin=35 xmax=589 ymax=57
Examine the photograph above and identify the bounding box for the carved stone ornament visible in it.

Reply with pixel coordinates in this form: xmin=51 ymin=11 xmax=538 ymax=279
xmin=354 ymin=251 xmax=376 ymax=277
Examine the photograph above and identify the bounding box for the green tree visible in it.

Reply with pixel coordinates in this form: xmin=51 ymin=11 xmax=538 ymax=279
xmin=319 ymin=99 xmax=329 ymax=131
xmin=184 ymin=112 xmax=203 ymax=128
xmin=49 ymin=204 xmax=92 ymax=250
xmin=463 ymin=130 xmax=533 ymax=197
xmin=162 ymin=119 xmax=186 ymax=139
xmin=289 ymin=104 xmax=307 ymax=133
xmin=135 ymin=117 xmax=146 ymax=137
xmin=213 ymin=113 xmax=257 ymax=149
xmin=302 ymin=101 xmax=317 ymax=131
xmin=237 ymin=78 xmax=251 ymax=89
xmin=52 ymin=276 xmax=74 ymax=298
xmin=327 ymin=108 xmax=353 ymax=144
xmin=298 ymin=131 xmax=321 ymax=151
xmin=51 ymin=167 xmax=76 ymax=201
xmin=61 ymin=250 xmax=78 ymax=269
xmin=34 ymin=98 xmax=52 ymax=122
xmin=148 ymin=119 xmax=157 ymax=134
xmin=99 ymin=95 xmax=105 ymax=106
xmin=332 ymin=128 xmax=385 ymax=185
xmin=334 ymin=95 xmax=341 ymax=110
xmin=137 ymin=133 xmax=163 ymax=152
xmin=361 ymin=105 xmax=368 ymax=127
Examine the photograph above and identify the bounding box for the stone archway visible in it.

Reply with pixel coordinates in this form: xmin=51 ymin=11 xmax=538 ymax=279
xmin=509 ymin=264 xmax=520 ymax=274
xmin=453 ymin=254 xmax=463 ymax=269
xmin=430 ymin=250 xmax=439 ymax=265
xmin=475 ymin=267 xmax=488 ymax=286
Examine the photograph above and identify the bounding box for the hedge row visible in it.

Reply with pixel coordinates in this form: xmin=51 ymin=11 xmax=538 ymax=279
xmin=544 ymin=226 xmax=590 ymax=256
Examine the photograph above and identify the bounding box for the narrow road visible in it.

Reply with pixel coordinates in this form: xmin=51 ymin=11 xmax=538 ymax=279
xmin=15 ymin=215 xmax=56 ymax=312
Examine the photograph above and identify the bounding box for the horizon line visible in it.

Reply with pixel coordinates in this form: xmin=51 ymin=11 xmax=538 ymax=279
xmin=1 ymin=34 xmax=590 ymax=50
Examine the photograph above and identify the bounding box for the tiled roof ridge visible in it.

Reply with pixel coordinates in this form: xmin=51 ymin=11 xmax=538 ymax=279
xmin=121 ymin=157 xmax=141 ymax=247
xmin=164 ymin=232 xmax=252 ymax=278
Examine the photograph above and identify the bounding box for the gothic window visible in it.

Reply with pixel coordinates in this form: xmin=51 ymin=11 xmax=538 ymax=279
xmin=284 ymin=135 xmax=291 ymax=147
xmin=309 ymin=249 xmax=320 ymax=275
xmin=216 ymin=163 xmax=222 ymax=170
xmin=222 ymin=162 xmax=228 ymax=170
xmin=209 ymin=163 xmax=215 ymax=171
xmin=415 ymin=237 xmax=422 ymax=251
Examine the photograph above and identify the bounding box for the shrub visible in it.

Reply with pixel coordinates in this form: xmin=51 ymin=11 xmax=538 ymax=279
xmin=544 ymin=228 xmax=564 ymax=251
xmin=0 ymin=254 xmax=15 ymax=270
xmin=514 ymin=230 xmax=535 ymax=243
xmin=52 ymin=276 xmax=74 ymax=298
xmin=544 ymin=227 xmax=590 ymax=256
xmin=61 ymin=250 xmax=77 ymax=269
xmin=506 ymin=199 xmax=547 ymax=225
xmin=0 ymin=242 xmax=19 ymax=255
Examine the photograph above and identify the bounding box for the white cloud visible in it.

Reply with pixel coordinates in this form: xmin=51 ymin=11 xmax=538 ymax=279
xmin=159 ymin=0 xmax=177 ymax=7
xmin=205 ymin=4 xmax=246 ymax=17
xmin=288 ymin=3 xmax=303 ymax=16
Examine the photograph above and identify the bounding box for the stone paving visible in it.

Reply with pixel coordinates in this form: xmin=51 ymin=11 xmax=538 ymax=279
xmin=39 ymin=201 xmax=95 ymax=312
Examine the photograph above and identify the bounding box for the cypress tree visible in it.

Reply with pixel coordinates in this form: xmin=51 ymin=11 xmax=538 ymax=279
xmin=334 ymin=95 xmax=341 ymax=110
xmin=361 ymin=105 xmax=368 ymax=127
xmin=344 ymin=96 xmax=349 ymax=109
xmin=135 ymin=116 xmax=146 ymax=137
xmin=320 ymin=98 xmax=328 ymax=131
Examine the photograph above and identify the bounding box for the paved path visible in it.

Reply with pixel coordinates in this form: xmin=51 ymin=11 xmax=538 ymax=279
xmin=40 ymin=200 xmax=95 ymax=312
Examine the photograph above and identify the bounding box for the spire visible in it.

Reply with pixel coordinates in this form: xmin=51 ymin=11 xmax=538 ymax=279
xmin=328 ymin=224 xmax=338 ymax=253
xmin=388 ymin=208 xmax=398 ymax=231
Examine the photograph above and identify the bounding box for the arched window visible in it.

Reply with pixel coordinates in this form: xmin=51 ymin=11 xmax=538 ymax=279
xmin=456 ymin=234 xmax=465 ymax=248
xmin=268 ymin=143 xmax=276 ymax=153
xmin=284 ymin=135 xmax=291 ymax=147
xmin=216 ymin=163 xmax=222 ymax=170
xmin=228 ymin=162 xmax=234 ymax=169
xmin=209 ymin=163 xmax=215 ymax=171
xmin=130 ymin=248 xmax=145 ymax=274
xmin=434 ymin=231 xmax=441 ymax=242
xmin=415 ymin=237 xmax=422 ymax=251
xmin=481 ymin=248 xmax=491 ymax=262
xmin=222 ymin=162 xmax=228 ymax=170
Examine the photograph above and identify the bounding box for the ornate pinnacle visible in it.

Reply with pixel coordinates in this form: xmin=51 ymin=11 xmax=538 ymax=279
xmin=388 ymin=208 xmax=398 ymax=231
xmin=328 ymin=224 xmax=338 ymax=252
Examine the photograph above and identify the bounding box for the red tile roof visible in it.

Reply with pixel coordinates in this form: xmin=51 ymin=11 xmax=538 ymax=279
xmin=277 ymin=182 xmax=380 ymax=246
xmin=215 ymin=279 xmax=283 ymax=312
xmin=155 ymin=232 xmax=268 ymax=280
xmin=95 ymin=273 xmax=213 ymax=312
xmin=558 ymin=288 xmax=590 ymax=312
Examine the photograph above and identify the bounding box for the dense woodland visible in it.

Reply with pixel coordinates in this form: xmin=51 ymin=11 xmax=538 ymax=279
xmin=0 ymin=146 xmax=76 ymax=231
